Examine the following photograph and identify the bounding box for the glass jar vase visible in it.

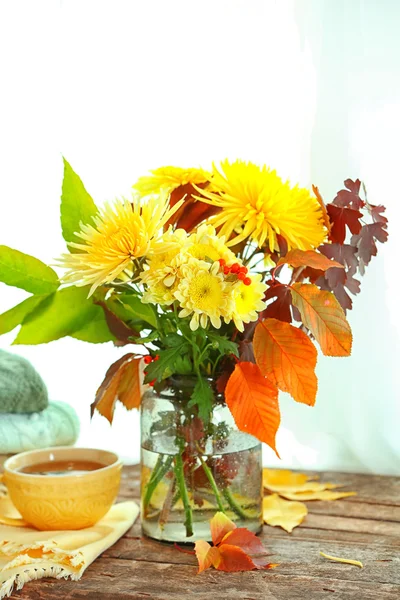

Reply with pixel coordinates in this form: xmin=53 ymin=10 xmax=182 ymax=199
xmin=140 ymin=377 xmax=263 ymax=542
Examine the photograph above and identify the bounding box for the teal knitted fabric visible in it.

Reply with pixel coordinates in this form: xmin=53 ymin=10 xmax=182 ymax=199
xmin=0 ymin=401 xmax=80 ymax=453
xmin=0 ymin=350 xmax=48 ymax=413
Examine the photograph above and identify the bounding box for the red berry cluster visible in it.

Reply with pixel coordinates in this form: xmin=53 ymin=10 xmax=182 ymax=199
xmin=143 ymin=355 xmax=159 ymax=387
xmin=218 ymin=258 xmax=251 ymax=286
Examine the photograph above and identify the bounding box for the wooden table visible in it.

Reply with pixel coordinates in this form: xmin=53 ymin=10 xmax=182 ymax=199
xmin=12 ymin=465 xmax=400 ymax=600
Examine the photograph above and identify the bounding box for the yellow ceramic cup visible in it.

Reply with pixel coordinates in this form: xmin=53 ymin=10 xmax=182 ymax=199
xmin=0 ymin=447 xmax=122 ymax=530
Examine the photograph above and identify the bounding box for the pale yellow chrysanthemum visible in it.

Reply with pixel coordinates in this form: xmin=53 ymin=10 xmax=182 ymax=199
xmin=58 ymin=192 xmax=183 ymax=296
xmin=196 ymin=160 xmax=327 ymax=252
xmin=140 ymin=230 xmax=188 ymax=305
xmin=229 ymin=274 xmax=267 ymax=332
xmin=133 ymin=166 xmax=210 ymax=196
xmin=174 ymin=259 xmax=232 ymax=331
xmin=184 ymin=224 xmax=237 ymax=265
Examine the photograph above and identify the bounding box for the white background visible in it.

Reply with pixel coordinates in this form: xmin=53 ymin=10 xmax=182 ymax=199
xmin=0 ymin=0 xmax=398 ymax=473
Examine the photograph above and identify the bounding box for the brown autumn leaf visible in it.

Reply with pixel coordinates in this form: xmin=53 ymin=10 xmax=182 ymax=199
xmin=290 ymin=283 xmax=352 ymax=357
xmin=254 ymin=318 xmax=318 ymax=406
xmin=91 ymin=353 xmax=142 ymax=423
xmin=225 ymin=362 xmax=280 ymax=456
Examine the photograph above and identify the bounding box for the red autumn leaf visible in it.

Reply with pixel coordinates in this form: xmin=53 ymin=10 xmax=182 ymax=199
xmin=165 ymin=183 xmax=220 ymax=231
xmin=96 ymin=300 xmax=138 ymax=345
xmin=225 ymin=362 xmax=280 ymax=455
xmin=91 ymin=353 xmax=142 ymax=423
xmin=369 ymin=203 xmax=388 ymax=224
xmin=319 ymin=243 xmax=359 ymax=275
xmin=263 ymin=283 xmax=293 ymax=323
xmin=222 ymin=528 xmax=266 ymax=555
xmin=351 ymin=222 xmax=389 ymax=274
xmin=238 ymin=339 xmax=256 ymax=363
xmin=332 ymin=179 xmax=364 ymax=210
xmin=217 ymin=544 xmax=259 ymax=572
xmin=327 ymin=204 xmax=363 ymax=244
xmin=291 ymin=283 xmax=352 ymax=357
xmin=195 ymin=512 xmax=276 ymax=574
xmin=316 ymin=243 xmax=361 ymax=312
xmin=277 ymin=249 xmax=343 ymax=271
xmin=253 ymin=319 xmax=318 ymax=406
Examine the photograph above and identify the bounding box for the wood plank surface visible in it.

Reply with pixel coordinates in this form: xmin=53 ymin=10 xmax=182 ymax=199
xmin=8 ymin=465 xmax=400 ymax=600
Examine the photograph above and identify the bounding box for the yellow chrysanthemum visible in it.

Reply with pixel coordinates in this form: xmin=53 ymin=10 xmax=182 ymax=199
xmin=140 ymin=230 xmax=187 ymax=305
xmin=196 ymin=160 xmax=327 ymax=252
xmin=174 ymin=259 xmax=232 ymax=331
xmin=133 ymin=166 xmax=210 ymax=196
xmin=184 ymin=224 xmax=237 ymax=265
xmin=59 ymin=192 xmax=183 ymax=296
xmin=230 ymin=274 xmax=267 ymax=332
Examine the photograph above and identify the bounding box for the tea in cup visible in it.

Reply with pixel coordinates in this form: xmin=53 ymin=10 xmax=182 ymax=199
xmin=0 ymin=447 xmax=122 ymax=530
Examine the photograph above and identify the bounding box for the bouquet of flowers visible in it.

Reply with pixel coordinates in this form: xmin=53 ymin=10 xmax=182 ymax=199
xmin=0 ymin=159 xmax=388 ymax=541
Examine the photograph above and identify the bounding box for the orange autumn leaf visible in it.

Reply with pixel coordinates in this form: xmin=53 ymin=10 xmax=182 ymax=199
xmin=225 ymin=362 xmax=280 ymax=455
xmin=195 ymin=540 xmax=221 ymax=573
xmin=291 ymin=283 xmax=352 ymax=357
xmin=210 ymin=511 xmax=236 ymax=546
xmin=254 ymin=319 xmax=318 ymax=407
xmin=312 ymin=185 xmax=332 ymax=233
xmin=217 ymin=545 xmax=259 ymax=572
xmin=91 ymin=353 xmax=143 ymax=423
xmin=277 ymin=249 xmax=343 ymax=271
xmin=195 ymin=512 xmax=277 ymax=574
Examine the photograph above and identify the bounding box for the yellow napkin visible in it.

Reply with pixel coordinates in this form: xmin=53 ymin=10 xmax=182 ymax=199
xmin=0 ymin=494 xmax=139 ymax=599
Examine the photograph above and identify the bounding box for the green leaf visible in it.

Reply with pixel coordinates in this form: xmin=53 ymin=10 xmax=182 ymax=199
xmin=174 ymin=355 xmax=193 ymax=375
xmin=61 ymin=158 xmax=98 ymax=244
xmin=206 ymin=332 xmax=239 ymax=357
xmin=138 ymin=331 xmax=160 ymax=344
xmin=0 ymin=294 xmax=52 ymax=335
xmin=144 ymin=344 xmax=189 ymax=382
xmin=13 ymin=286 xmax=96 ymax=345
xmin=188 ymin=377 xmax=214 ymax=422
xmin=71 ymin=304 xmax=115 ymax=343
xmin=119 ymin=293 xmax=158 ymax=328
xmin=0 ymin=246 xmax=59 ymax=294
xmin=164 ymin=333 xmax=187 ymax=348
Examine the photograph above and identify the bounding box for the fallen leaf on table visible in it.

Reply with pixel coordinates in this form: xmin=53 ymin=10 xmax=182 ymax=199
xmin=263 ymin=468 xmax=310 ymax=488
xmin=280 ymin=490 xmax=356 ymax=502
xmin=320 ymin=551 xmax=363 ymax=568
xmin=195 ymin=512 xmax=278 ymax=573
xmin=263 ymin=493 xmax=308 ymax=532
xmin=263 ymin=468 xmax=355 ymax=497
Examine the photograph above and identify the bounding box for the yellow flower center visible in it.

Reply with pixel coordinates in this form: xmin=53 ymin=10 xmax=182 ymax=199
xmin=235 ymin=283 xmax=258 ymax=315
xmin=188 ymin=272 xmax=223 ymax=312
xmin=187 ymin=243 xmax=220 ymax=262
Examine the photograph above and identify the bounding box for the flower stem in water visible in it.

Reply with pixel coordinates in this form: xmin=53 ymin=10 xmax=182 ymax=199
xmin=197 ymin=453 xmax=226 ymax=513
xmin=143 ymin=455 xmax=173 ymax=513
xmin=174 ymin=453 xmax=193 ymax=537
xmin=223 ymin=487 xmax=253 ymax=520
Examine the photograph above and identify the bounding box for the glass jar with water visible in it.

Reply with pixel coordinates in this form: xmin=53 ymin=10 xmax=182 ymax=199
xmin=140 ymin=376 xmax=263 ymax=542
